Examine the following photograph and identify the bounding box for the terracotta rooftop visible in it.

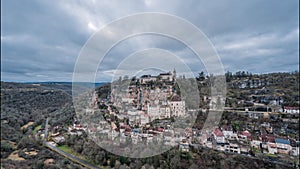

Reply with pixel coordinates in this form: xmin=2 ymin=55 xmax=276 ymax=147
xmin=242 ymin=130 xmax=251 ymax=137
xmin=214 ymin=128 xmax=224 ymax=137
xmin=261 ymin=134 xmax=275 ymax=142
xmin=284 ymin=106 xmax=299 ymax=110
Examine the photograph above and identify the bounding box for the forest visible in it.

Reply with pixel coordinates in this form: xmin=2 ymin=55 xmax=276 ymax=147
xmin=1 ymin=71 xmax=298 ymax=168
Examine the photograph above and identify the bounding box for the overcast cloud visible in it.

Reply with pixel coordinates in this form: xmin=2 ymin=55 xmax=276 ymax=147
xmin=1 ymin=0 xmax=299 ymax=82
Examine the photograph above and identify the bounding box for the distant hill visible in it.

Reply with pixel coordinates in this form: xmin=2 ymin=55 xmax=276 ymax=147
xmin=22 ymin=82 xmax=107 ymax=95
xmin=23 ymin=81 xmax=107 ymax=87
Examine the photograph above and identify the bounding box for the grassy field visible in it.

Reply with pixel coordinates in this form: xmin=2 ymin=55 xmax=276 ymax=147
xmin=266 ymin=153 xmax=278 ymax=158
xmin=33 ymin=125 xmax=42 ymax=134
xmin=57 ymin=145 xmax=104 ymax=168
xmin=57 ymin=145 xmax=74 ymax=154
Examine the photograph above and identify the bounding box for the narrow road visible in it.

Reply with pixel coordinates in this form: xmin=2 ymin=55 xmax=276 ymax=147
xmin=43 ymin=117 xmax=49 ymax=143
xmin=44 ymin=142 xmax=101 ymax=169
xmin=42 ymin=117 xmax=101 ymax=169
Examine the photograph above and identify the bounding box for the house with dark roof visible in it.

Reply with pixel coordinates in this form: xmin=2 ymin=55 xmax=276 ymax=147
xmin=158 ymin=72 xmax=174 ymax=82
xmin=140 ymin=75 xmax=157 ymax=84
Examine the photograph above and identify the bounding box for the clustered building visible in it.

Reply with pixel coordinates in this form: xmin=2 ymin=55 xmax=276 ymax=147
xmin=110 ymin=70 xmax=186 ymax=126
xmin=198 ymin=126 xmax=300 ymax=157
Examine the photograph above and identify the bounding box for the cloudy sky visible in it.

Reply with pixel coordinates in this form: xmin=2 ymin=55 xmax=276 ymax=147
xmin=1 ymin=0 xmax=299 ymax=82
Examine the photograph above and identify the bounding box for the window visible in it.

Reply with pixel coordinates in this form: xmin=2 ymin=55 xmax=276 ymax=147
xmin=277 ymin=147 xmax=287 ymax=150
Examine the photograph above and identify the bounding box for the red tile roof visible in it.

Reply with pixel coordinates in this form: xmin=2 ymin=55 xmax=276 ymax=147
xmin=242 ymin=130 xmax=251 ymax=137
xmin=214 ymin=128 xmax=224 ymax=137
xmin=284 ymin=106 xmax=299 ymax=110
xmin=261 ymin=134 xmax=275 ymax=142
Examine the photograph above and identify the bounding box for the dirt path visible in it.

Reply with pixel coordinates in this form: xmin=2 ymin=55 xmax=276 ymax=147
xmin=7 ymin=151 xmax=25 ymax=161
xmin=21 ymin=122 xmax=34 ymax=130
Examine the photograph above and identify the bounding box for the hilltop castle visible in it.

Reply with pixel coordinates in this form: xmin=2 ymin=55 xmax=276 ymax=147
xmin=110 ymin=70 xmax=186 ymax=126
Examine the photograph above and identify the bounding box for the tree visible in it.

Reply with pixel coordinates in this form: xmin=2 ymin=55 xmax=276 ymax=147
xmin=120 ymin=156 xmax=128 ymax=165
xmin=197 ymin=71 xmax=206 ymax=81
xmin=225 ymin=71 xmax=233 ymax=82
xmin=110 ymin=156 xmax=116 ymax=167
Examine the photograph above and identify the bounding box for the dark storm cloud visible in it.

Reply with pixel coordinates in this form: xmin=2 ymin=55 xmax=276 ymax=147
xmin=1 ymin=0 xmax=299 ymax=82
